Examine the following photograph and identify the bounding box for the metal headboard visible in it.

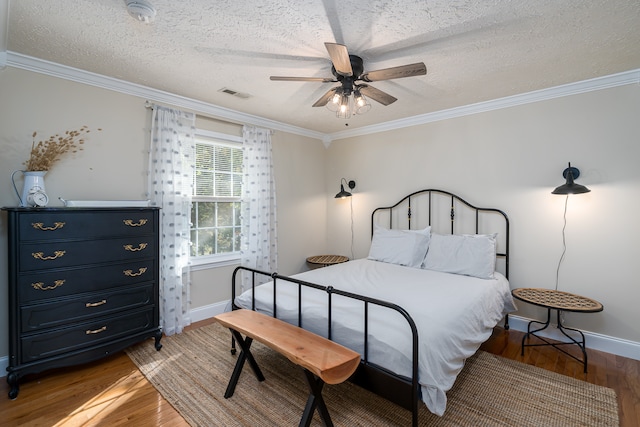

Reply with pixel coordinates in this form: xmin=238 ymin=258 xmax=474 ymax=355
xmin=371 ymin=189 xmax=510 ymax=279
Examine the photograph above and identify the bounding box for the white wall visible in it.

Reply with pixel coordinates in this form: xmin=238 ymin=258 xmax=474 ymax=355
xmin=0 ymin=67 xmax=327 ymax=360
xmin=326 ymin=83 xmax=640 ymax=344
xmin=1 ymin=63 xmax=638 ymax=365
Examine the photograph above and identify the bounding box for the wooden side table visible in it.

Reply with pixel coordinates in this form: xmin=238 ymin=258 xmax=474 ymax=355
xmin=511 ymin=288 xmax=603 ymax=373
xmin=306 ymin=255 xmax=349 ymax=268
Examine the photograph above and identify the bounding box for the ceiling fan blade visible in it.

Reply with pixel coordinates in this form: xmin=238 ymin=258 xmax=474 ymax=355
xmin=324 ymin=42 xmax=353 ymax=77
xmin=361 ymin=62 xmax=427 ymax=82
xmin=270 ymin=76 xmax=336 ymax=82
xmin=358 ymin=84 xmax=397 ymax=106
xmin=312 ymin=87 xmax=339 ymax=107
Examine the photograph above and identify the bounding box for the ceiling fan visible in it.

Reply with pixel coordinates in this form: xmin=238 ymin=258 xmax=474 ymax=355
xmin=270 ymin=43 xmax=427 ymax=118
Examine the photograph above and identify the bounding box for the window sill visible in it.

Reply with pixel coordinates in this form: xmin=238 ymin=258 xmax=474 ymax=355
xmin=189 ymin=254 xmax=241 ymax=271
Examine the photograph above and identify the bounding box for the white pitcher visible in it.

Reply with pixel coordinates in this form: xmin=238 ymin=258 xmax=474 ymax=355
xmin=11 ymin=170 xmax=48 ymax=207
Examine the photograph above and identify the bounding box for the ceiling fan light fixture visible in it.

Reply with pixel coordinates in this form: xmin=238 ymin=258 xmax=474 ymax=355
xmin=326 ymin=89 xmax=342 ymax=112
xmin=273 ymin=42 xmax=426 ymax=119
xmin=125 ymin=0 xmax=156 ymax=23
xmin=336 ymin=94 xmax=352 ymax=119
xmin=354 ymin=89 xmax=371 ymax=115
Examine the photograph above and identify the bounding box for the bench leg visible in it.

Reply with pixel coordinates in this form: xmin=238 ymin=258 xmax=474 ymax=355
xmin=299 ymin=369 xmax=333 ymax=427
xmin=224 ymin=329 xmax=266 ymax=399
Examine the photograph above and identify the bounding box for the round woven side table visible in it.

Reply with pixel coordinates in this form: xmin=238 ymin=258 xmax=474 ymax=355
xmin=306 ymin=255 xmax=349 ymax=268
xmin=511 ymin=288 xmax=603 ymax=373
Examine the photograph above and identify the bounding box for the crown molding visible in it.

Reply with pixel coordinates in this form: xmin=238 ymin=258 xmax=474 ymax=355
xmin=6 ymin=52 xmax=326 ymax=142
xmin=328 ymin=68 xmax=640 ymax=141
xmin=7 ymin=52 xmax=639 ymax=145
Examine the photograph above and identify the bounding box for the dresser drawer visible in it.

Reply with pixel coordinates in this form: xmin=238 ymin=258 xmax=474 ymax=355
xmin=18 ymin=259 xmax=156 ymax=302
xmin=20 ymin=307 xmax=155 ymax=364
xmin=17 ymin=210 xmax=156 ymax=241
xmin=20 ymin=237 xmax=156 ymax=271
xmin=21 ymin=283 xmax=155 ymax=332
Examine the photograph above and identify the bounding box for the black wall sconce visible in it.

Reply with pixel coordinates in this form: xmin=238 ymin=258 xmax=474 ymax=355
xmin=551 ymin=162 xmax=590 ymax=291
xmin=335 ymin=178 xmax=356 ymax=198
xmin=551 ymin=162 xmax=590 ymax=195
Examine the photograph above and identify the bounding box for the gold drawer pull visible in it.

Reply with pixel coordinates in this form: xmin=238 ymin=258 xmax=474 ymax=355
xmin=86 ymin=299 xmax=107 ymax=308
xmin=32 ymin=250 xmax=66 ymax=260
xmin=32 ymin=222 xmax=66 ymax=231
xmin=123 ymin=219 xmax=148 ymax=227
xmin=86 ymin=326 xmax=107 ymax=335
xmin=123 ymin=243 xmax=148 ymax=252
xmin=31 ymin=280 xmax=65 ymax=291
xmin=123 ymin=267 xmax=147 ymax=277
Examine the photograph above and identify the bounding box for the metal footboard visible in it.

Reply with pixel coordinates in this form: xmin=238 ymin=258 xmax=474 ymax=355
xmin=231 ymin=265 xmax=421 ymax=427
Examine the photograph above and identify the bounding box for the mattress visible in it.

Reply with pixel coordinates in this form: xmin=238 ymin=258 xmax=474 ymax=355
xmin=234 ymin=258 xmax=516 ymax=416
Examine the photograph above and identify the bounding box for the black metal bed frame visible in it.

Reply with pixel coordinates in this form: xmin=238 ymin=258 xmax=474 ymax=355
xmin=230 ymin=189 xmax=510 ymax=426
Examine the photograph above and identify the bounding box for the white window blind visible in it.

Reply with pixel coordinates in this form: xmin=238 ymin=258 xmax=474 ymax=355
xmin=191 ymin=131 xmax=242 ymax=263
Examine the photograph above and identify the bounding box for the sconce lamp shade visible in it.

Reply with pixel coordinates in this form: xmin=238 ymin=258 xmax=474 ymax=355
xmin=335 ymin=184 xmax=351 ymax=199
xmin=552 ymin=162 xmax=590 ymax=195
xmin=335 ymin=179 xmax=356 ymax=198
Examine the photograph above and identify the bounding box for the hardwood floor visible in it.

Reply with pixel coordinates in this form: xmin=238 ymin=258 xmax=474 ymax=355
xmin=1 ymin=321 xmax=637 ymax=426
xmin=480 ymin=327 xmax=639 ymax=427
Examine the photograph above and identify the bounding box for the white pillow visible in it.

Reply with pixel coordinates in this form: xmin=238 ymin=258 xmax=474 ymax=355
xmin=368 ymin=225 xmax=431 ymax=268
xmin=423 ymin=233 xmax=497 ymax=279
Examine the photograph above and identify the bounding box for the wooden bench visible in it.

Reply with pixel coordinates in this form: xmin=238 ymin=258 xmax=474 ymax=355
xmin=214 ymin=309 xmax=361 ymax=427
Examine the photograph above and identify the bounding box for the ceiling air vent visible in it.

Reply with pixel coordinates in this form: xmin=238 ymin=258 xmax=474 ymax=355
xmin=218 ymin=88 xmax=251 ymax=99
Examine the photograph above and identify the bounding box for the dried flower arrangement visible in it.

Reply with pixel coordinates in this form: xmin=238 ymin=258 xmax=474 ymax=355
xmin=24 ymin=126 xmax=101 ymax=172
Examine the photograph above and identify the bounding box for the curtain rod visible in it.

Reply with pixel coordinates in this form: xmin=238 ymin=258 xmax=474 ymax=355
xmin=144 ymin=100 xmax=274 ymax=134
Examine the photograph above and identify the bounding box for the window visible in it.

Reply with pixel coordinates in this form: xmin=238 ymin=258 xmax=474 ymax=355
xmin=190 ymin=130 xmax=243 ymax=266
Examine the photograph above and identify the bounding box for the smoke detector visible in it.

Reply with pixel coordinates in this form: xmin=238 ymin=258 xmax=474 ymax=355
xmin=125 ymin=0 xmax=156 ymax=23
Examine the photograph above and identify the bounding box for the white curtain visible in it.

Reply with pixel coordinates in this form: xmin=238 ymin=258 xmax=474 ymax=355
xmin=148 ymin=105 xmax=195 ymax=336
xmin=241 ymin=125 xmax=277 ymax=290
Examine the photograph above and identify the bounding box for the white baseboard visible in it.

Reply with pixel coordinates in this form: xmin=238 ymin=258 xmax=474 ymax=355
xmin=189 ymin=300 xmax=230 ymax=323
xmin=506 ymin=314 xmax=640 ymax=361
xmin=186 ymin=305 xmax=640 ymax=362
xmin=1 ymin=308 xmax=636 ymax=380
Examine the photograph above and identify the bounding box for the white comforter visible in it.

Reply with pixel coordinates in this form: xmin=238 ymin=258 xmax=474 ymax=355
xmin=234 ymin=259 xmax=516 ymax=416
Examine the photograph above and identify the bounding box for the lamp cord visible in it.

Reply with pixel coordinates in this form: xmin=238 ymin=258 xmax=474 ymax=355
xmin=350 ymin=196 xmax=355 ymax=260
xmin=555 ymin=195 xmax=569 ymax=291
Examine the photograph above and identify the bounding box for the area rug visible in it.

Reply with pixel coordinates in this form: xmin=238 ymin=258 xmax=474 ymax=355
xmin=126 ymin=323 xmax=619 ymax=426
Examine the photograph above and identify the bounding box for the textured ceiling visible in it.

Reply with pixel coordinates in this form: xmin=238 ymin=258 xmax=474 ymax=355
xmin=6 ymin=0 xmax=640 ymax=134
